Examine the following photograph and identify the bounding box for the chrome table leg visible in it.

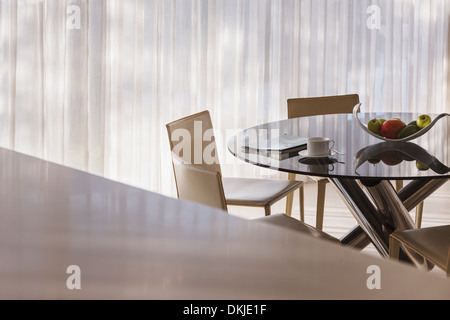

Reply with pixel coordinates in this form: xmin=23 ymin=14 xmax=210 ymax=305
xmin=330 ymin=178 xmax=446 ymax=270
xmin=338 ymin=178 xmax=449 ymax=251
xmin=397 ymin=178 xmax=449 ymax=211
xmin=340 ymin=225 xmax=372 ymax=250
xmin=330 ymin=178 xmax=391 ymax=257
xmin=361 ymin=179 xmax=433 ymax=270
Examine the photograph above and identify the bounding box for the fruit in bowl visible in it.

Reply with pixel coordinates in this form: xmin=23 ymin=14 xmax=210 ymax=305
xmin=416 ymin=160 xmax=429 ymax=171
xmin=367 ymin=119 xmax=382 ymax=135
xmin=380 ymin=119 xmax=406 ymax=139
xmin=417 ymin=114 xmax=431 ymax=129
xmin=379 ymin=150 xmax=403 ymax=166
xmin=397 ymin=123 xmax=420 ymax=139
xmin=366 ymin=114 xmax=432 ymax=140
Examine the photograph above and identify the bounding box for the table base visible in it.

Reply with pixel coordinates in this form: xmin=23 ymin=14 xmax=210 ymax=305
xmin=330 ymin=178 xmax=448 ymax=271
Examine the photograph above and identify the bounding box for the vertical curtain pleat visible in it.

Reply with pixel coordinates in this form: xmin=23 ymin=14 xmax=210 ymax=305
xmin=109 ymin=0 xmax=122 ymax=181
xmin=15 ymin=0 xmax=43 ymax=156
xmin=63 ymin=0 xmax=89 ymax=170
xmin=87 ymin=0 xmax=105 ymax=176
xmin=44 ymin=0 xmax=65 ymax=163
xmin=0 ymin=0 xmax=449 ymax=196
xmin=0 ymin=0 xmax=17 ymax=149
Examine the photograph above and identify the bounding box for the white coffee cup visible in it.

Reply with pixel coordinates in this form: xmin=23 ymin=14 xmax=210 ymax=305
xmin=307 ymin=137 xmax=335 ymax=156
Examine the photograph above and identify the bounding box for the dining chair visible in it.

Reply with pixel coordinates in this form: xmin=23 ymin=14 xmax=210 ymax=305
xmin=389 ymin=225 xmax=450 ymax=277
xmin=171 ymin=153 xmax=340 ymax=244
xmin=166 ymin=110 xmax=304 ymax=217
xmin=286 ymin=94 xmax=360 ymax=230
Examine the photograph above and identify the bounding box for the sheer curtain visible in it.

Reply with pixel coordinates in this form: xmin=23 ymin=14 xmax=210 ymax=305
xmin=0 ymin=0 xmax=449 ymax=196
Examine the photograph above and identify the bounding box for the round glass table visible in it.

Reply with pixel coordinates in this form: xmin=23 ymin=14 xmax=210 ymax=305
xmin=228 ymin=112 xmax=450 ymax=269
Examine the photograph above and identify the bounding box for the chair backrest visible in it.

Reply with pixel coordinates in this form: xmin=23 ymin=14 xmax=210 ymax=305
xmin=171 ymin=154 xmax=228 ymax=212
xmin=166 ymin=110 xmax=221 ymax=174
xmin=287 ymin=94 xmax=360 ymax=119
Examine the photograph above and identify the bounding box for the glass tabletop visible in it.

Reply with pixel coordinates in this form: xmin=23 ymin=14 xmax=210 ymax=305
xmin=228 ymin=112 xmax=450 ymax=180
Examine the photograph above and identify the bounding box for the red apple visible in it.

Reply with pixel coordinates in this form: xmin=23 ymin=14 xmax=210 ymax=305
xmin=380 ymin=119 xmax=406 ymax=139
xmin=380 ymin=151 xmax=403 ymax=166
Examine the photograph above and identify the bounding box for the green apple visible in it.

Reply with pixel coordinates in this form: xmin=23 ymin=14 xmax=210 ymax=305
xmin=379 ymin=119 xmax=386 ymax=125
xmin=367 ymin=118 xmax=382 ymax=134
xmin=416 ymin=160 xmax=429 ymax=171
xmin=397 ymin=124 xmax=420 ymax=139
xmin=416 ymin=114 xmax=431 ymax=129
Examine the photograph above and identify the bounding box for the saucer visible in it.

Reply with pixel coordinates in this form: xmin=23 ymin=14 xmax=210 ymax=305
xmin=298 ymin=150 xmax=337 ymax=158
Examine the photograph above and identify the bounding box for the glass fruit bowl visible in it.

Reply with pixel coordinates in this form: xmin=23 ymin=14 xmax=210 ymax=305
xmin=352 ymin=103 xmax=450 ymax=142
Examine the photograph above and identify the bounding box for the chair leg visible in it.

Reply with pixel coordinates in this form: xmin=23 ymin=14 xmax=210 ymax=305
xmin=396 ymin=181 xmax=424 ymax=229
xmin=446 ymin=249 xmax=450 ymax=277
xmin=285 ymin=173 xmax=296 ymax=217
xmin=264 ymin=204 xmax=271 ymax=216
xmin=299 ymin=185 xmax=305 ymax=222
xmin=395 ymin=180 xmax=403 ymax=192
xmin=415 ymin=202 xmax=424 ymax=228
xmin=316 ymin=179 xmax=327 ymax=231
xmin=389 ymin=236 xmax=401 ymax=261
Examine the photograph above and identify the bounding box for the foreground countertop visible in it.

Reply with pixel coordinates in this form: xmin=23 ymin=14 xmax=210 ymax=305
xmin=0 ymin=147 xmax=449 ymax=299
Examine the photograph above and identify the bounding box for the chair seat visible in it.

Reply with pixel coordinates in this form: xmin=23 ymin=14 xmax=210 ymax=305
xmin=256 ymin=214 xmax=340 ymax=244
xmin=222 ymin=177 xmax=302 ymax=207
xmin=391 ymin=225 xmax=450 ymax=270
xmin=310 ymin=176 xmax=329 ymax=182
